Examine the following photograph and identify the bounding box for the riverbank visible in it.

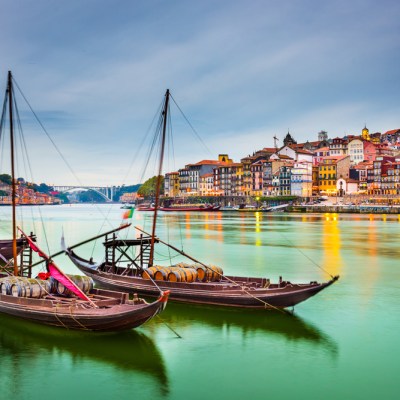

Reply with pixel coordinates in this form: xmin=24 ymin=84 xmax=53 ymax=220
xmin=288 ymin=205 xmax=400 ymax=214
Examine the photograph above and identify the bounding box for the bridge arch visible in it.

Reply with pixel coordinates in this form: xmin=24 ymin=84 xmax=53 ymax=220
xmin=56 ymin=187 xmax=112 ymax=202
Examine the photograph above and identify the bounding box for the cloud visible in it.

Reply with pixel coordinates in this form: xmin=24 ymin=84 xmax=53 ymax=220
xmin=0 ymin=0 xmax=399 ymax=185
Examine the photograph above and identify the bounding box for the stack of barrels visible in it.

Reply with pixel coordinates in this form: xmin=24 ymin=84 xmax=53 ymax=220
xmin=142 ymin=263 xmax=223 ymax=283
xmin=0 ymin=276 xmax=53 ymax=298
xmin=0 ymin=274 xmax=94 ymax=299
xmin=52 ymin=274 xmax=93 ymax=297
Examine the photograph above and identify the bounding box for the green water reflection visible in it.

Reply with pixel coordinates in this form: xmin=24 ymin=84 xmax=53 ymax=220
xmin=0 ymin=205 xmax=399 ymax=399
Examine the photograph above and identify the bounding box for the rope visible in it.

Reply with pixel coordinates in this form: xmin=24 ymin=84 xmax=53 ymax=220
xmin=135 ymin=226 xmax=285 ymax=312
xmin=144 ymin=272 xmax=164 ymax=295
xmin=212 ymin=269 xmax=284 ymax=312
xmin=278 ymin=232 xmax=335 ymax=279
xmin=54 ymin=304 xmax=70 ymax=329
xmin=68 ymin=305 xmax=90 ymax=330
xmin=156 ymin=315 xmax=182 ymax=338
xmin=170 ymin=94 xmax=213 ymax=157
xmin=53 ymin=299 xmax=91 ymax=330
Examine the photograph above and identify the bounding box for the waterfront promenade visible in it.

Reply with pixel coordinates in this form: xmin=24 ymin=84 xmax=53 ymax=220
xmin=289 ymin=195 xmax=400 ymax=214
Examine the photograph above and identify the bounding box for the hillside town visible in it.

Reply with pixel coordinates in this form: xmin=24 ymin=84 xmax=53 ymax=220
xmin=164 ymin=127 xmax=400 ymax=200
xmin=0 ymin=182 xmax=61 ymax=205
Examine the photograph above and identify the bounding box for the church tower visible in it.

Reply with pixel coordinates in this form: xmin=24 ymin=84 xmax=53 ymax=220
xmin=362 ymin=125 xmax=370 ymax=141
xmin=283 ymin=130 xmax=297 ymax=146
xmin=318 ymin=130 xmax=328 ymax=141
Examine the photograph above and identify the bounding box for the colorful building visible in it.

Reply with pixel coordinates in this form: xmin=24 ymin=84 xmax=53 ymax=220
xmin=318 ymin=155 xmax=350 ymax=195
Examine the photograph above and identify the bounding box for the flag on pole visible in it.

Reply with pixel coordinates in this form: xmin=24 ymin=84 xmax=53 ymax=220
xmin=122 ymin=208 xmax=134 ymax=219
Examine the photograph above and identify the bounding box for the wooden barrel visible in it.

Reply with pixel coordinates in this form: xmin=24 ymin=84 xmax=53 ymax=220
xmin=69 ymin=275 xmax=93 ymax=293
xmin=55 ymin=275 xmax=93 ymax=296
xmin=196 ymin=266 xmax=208 ymax=282
xmin=56 ymin=281 xmax=73 ymax=296
xmin=182 ymin=268 xmax=198 ymax=283
xmin=27 ymin=279 xmax=46 ymax=298
xmin=11 ymin=282 xmax=24 ymax=297
xmin=0 ymin=277 xmax=23 ymax=295
xmin=10 ymin=277 xmax=41 ymax=298
xmin=142 ymin=269 xmax=154 ymax=280
xmin=196 ymin=265 xmax=223 ymax=282
xmin=167 ymin=269 xmax=185 ymax=282
xmin=49 ymin=277 xmax=58 ymax=293
xmin=154 ymin=267 xmax=171 ymax=281
xmin=35 ymin=279 xmax=53 ymax=296
xmin=207 ymin=265 xmax=223 ymax=282
xmin=144 ymin=266 xmax=168 ymax=281
xmin=1 ymin=282 xmax=11 ymax=295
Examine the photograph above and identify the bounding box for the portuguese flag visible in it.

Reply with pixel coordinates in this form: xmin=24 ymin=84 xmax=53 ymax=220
xmin=122 ymin=208 xmax=134 ymax=219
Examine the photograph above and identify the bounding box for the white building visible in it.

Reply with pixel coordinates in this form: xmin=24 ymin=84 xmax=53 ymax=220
xmin=348 ymin=138 xmax=365 ymax=165
xmin=291 ymin=162 xmax=313 ymax=197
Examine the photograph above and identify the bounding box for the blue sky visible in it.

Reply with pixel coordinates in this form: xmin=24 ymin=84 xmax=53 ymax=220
xmin=1 ymin=0 xmax=399 ymax=186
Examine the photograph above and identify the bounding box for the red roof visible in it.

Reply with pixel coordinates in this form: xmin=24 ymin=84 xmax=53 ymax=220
xmin=353 ymin=161 xmax=373 ymax=169
xmin=192 ymin=160 xmax=222 ymax=166
xmin=274 ymin=154 xmax=293 ymax=160
xmin=314 ymin=146 xmax=330 ymax=152
xmin=296 ymin=148 xmax=313 ymax=155
xmin=384 ymin=129 xmax=400 ymax=135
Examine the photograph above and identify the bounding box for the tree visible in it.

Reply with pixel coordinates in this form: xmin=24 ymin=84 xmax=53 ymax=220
xmin=34 ymin=183 xmax=53 ymax=194
xmin=78 ymin=190 xmax=107 ymax=203
xmin=137 ymin=176 xmax=164 ymax=198
xmin=0 ymin=174 xmax=12 ymax=185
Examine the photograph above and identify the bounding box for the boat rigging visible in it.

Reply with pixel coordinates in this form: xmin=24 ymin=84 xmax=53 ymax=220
xmin=65 ymin=88 xmax=339 ymax=310
xmin=0 ymin=71 xmax=170 ymax=331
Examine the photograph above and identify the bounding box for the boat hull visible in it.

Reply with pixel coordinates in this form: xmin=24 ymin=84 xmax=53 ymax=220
xmin=138 ymin=206 xmax=221 ymax=212
xmin=159 ymin=205 xmax=221 ymax=212
xmin=0 ymin=238 xmax=26 ymax=262
xmin=0 ymin=288 xmax=168 ymax=331
xmin=69 ymin=257 xmax=337 ymax=310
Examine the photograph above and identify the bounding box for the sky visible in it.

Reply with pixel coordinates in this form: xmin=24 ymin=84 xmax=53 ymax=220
xmin=0 ymin=0 xmax=399 ymax=186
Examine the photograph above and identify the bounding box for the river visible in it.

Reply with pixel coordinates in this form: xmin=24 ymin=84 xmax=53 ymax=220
xmin=0 ymin=204 xmax=398 ymax=400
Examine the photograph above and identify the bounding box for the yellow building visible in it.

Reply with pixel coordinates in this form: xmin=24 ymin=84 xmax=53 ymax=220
xmin=232 ymin=163 xmax=244 ymax=195
xmin=218 ymin=154 xmax=233 ymax=163
xmin=318 ymin=155 xmax=351 ymax=194
xmin=362 ymin=125 xmax=370 ymax=141
xmin=164 ymin=172 xmax=180 ymax=197
xmin=318 ymin=160 xmax=337 ymax=194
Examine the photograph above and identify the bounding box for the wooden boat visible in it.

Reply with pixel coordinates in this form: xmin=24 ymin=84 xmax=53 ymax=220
xmin=0 ymin=71 xmax=169 ymax=331
xmin=136 ymin=205 xmax=155 ymax=211
xmin=0 ymin=238 xmax=27 ymax=263
xmin=0 ymin=282 xmax=169 ymax=331
xmin=159 ymin=204 xmax=220 ymax=212
xmin=65 ymin=89 xmax=339 ymax=310
xmin=120 ymin=204 xmax=135 ymax=209
xmin=137 ymin=204 xmax=220 ymax=212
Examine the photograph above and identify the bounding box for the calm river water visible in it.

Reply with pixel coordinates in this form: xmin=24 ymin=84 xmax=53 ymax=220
xmin=0 ymin=204 xmax=398 ymax=400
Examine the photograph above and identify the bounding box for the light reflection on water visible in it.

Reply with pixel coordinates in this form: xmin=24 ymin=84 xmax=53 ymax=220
xmin=0 ymin=205 xmax=399 ymax=399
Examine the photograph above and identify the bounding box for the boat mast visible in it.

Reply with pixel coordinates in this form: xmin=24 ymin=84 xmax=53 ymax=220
xmin=149 ymin=89 xmax=169 ymax=267
xmin=7 ymin=71 xmax=18 ymax=276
